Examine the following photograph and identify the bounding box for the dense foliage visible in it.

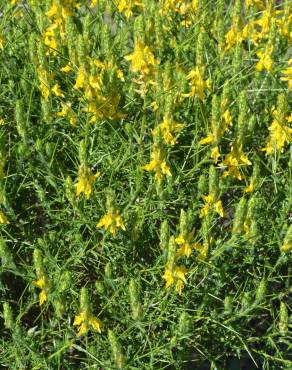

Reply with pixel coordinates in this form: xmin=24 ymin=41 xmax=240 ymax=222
xmin=0 ymin=0 xmax=291 ymax=369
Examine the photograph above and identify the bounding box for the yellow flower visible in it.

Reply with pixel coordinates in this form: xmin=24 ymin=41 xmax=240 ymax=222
xmin=0 ymin=210 xmax=9 ymax=224
xmin=74 ymin=67 xmax=87 ymax=90
xmin=244 ymin=179 xmax=255 ymax=193
xmin=125 ymin=40 xmax=159 ymax=77
xmin=52 ymin=83 xmax=64 ymax=97
xmin=211 ymin=146 xmax=221 ymax=164
xmin=225 ymin=19 xmax=243 ymax=51
xmin=116 ymin=0 xmax=144 ymax=19
xmin=60 ymin=64 xmax=73 ymax=73
xmin=162 ymin=264 xmax=187 ymax=295
xmin=194 ymin=242 xmax=208 ymax=260
xmin=245 ymin=0 xmax=265 ymax=10
xmin=262 ymin=111 xmax=292 ymax=155
xmin=200 ymin=195 xmax=224 ymax=218
xmin=221 ymin=144 xmax=251 ymax=180
xmin=96 ymin=209 xmax=125 ymax=235
xmin=153 ymin=115 xmax=184 ymax=145
xmin=199 ymin=134 xmax=214 ymax=145
xmin=175 ymin=230 xmax=197 ymax=258
xmin=183 ymin=67 xmax=211 ymax=101
xmin=73 ymin=310 xmax=102 ymax=336
xmin=90 ymin=0 xmax=98 ymax=7
xmin=75 ymin=164 xmax=100 ymax=199
xmin=255 ymin=47 xmax=273 ymax=72
xmin=0 ymin=35 xmax=4 ymax=50
xmin=33 ymin=276 xmax=49 ymax=306
xmin=143 ymin=145 xmax=171 ymax=183
xmin=57 ymin=101 xmax=77 ymax=126
xmin=281 ymin=59 xmax=292 ymax=89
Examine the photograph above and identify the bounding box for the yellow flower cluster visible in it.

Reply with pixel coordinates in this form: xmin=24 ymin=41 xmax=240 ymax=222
xmin=143 ymin=144 xmax=171 ymax=183
xmin=73 ymin=310 xmax=102 ymax=336
xmin=96 ymin=209 xmax=126 ymax=236
xmin=262 ymin=110 xmax=292 ymax=155
xmin=75 ymin=164 xmax=100 ymax=199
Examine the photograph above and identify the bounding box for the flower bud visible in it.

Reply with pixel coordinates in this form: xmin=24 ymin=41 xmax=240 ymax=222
xmin=160 ymin=220 xmax=169 ymax=250
xmin=3 ymin=302 xmax=14 ymax=330
xmin=129 ymin=278 xmax=142 ymax=320
xmin=279 ymin=301 xmax=288 ymax=336
xmin=232 ymin=197 xmax=247 ymax=236
xmin=108 ymin=329 xmax=126 ymax=369
xmin=255 ymin=279 xmax=266 ymax=303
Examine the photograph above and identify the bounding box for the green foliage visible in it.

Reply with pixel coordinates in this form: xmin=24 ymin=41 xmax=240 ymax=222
xmin=0 ymin=1 xmax=291 ymax=369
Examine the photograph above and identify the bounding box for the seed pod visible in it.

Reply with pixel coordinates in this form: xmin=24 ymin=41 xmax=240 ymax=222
xmin=95 ymin=280 xmax=105 ymax=294
xmin=196 ymin=30 xmax=206 ymax=68
xmin=134 ymin=15 xmax=145 ymax=43
xmin=178 ymin=311 xmax=191 ymax=336
xmin=80 ymin=287 xmax=89 ymax=315
xmin=209 ymin=165 xmax=219 ymax=200
xmin=129 ymin=278 xmax=142 ymax=320
xmin=0 ymin=237 xmax=13 ymax=266
xmin=159 ymin=220 xmax=169 ymax=250
xmin=65 ymin=176 xmax=75 ymax=204
xmin=224 ymin=296 xmax=233 ymax=314
xmin=255 ymin=279 xmax=266 ymax=303
xmin=211 ymin=95 xmax=221 ymax=144
xmin=105 ymin=189 xmax=116 ymax=212
xmin=108 ymin=329 xmax=126 ymax=369
xmin=232 ymin=197 xmax=247 ymax=235
xmin=237 ymin=91 xmax=247 ymax=145
xmin=154 ymin=12 xmax=164 ymax=52
xmin=78 ymin=139 xmax=87 ymax=165
xmin=276 ymin=94 xmax=287 ymax=123
xmin=280 ymin=225 xmax=292 ymax=253
xmin=104 ymin=262 xmax=112 ymax=279
xmin=65 ymin=17 xmax=78 ymax=65
xmin=233 ymin=0 xmax=242 ymax=20
xmin=77 ymin=35 xmax=87 ymax=66
xmin=33 ymin=249 xmax=44 ymax=277
xmin=279 ymin=302 xmax=288 ymax=336
xmin=232 ymin=44 xmax=242 ymax=75
xmin=167 ymin=236 xmax=177 ymax=269
xmin=15 ymin=100 xmax=27 ymax=141
xmin=41 ymin=99 xmax=52 ymax=124
xmin=198 ymin=173 xmax=208 ymax=196
xmin=54 ymin=298 xmax=65 ymax=318
xmin=59 ymin=271 xmax=71 ymax=292
xmin=179 ymin=209 xmax=188 ymax=238
xmin=3 ymin=302 xmax=14 ymax=330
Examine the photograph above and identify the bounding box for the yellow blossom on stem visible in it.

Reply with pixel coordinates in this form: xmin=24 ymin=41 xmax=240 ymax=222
xmin=153 ymin=115 xmax=184 ymax=145
xmin=125 ymin=40 xmax=160 ymax=77
xmin=262 ymin=111 xmax=292 ymax=155
xmin=51 ymin=83 xmax=64 ymax=97
xmin=162 ymin=263 xmax=187 ymax=295
xmin=175 ymin=230 xmax=201 ymax=258
xmin=75 ymin=164 xmax=100 ymax=199
xmin=0 ymin=210 xmax=9 ymax=224
xmin=255 ymin=46 xmax=273 ymax=72
xmin=116 ymin=0 xmax=144 ymax=19
xmin=60 ymin=64 xmax=73 ymax=73
xmin=143 ymin=145 xmax=171 ymax=183
xmin=199 ymin=194 xmax=224 ymax=218
xmin=96 ymin=209 xmax=125 ymax=235
xmin=0 ymin=35 xmax=4 ymax=49
xmin=73 ymin=310 xmax=102 ymax=336
xmin=221 ymin=144 xmax=251 ymax=180
xmin=32 ymin=276 xmax=49 ymax=306
xmin=183 ymin=67 xmax=211 ymax=101
xmin=57 ymin=101 xmax=77 ymax=126
xmin=281 ymin=59 xmax=292 ymax=89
